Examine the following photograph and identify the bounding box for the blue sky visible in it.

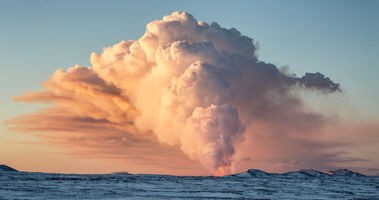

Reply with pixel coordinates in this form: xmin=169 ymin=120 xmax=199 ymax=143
xmin=0 ymin=0 xmax=378 ymax=173
xmin=1 ymin=0 xmax=378 ymax=119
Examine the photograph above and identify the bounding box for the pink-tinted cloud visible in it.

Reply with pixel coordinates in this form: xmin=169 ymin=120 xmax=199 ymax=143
xmin=6 ymin=107 xmax=207 ymax=175
xmin=9 ymin=12 xmax=375 ymax=176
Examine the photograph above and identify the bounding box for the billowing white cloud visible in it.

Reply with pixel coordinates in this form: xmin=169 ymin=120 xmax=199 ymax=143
xmin=8 ymin=12 xmax=343 ymax=175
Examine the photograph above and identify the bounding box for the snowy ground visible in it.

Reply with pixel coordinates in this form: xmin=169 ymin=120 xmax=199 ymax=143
xmin=0 ymin=171 xmax=378 ymax=199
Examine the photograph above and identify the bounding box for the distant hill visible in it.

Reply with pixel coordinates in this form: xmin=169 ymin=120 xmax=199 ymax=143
xmin=112 ymin=171 xmax=130 ymax=175
xmin=0 ymin=164 xmax=18 ymax=172
xmin=239 ymin=168 xmax=367 ymax=178
xmin=283 ymin=169 xmax=330 ymax=178
xmin=328 ymin=169 xmax=365 ymax=177
xmin=247 ymin=169 xmax=272 ymax=177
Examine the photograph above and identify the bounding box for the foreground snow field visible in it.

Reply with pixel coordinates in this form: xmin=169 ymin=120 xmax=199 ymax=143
xmin=0 ymin=170 xmax=378 ymax=199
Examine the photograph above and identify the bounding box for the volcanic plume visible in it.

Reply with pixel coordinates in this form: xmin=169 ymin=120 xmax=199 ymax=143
xmin=8 ymin=12 xmax=340 ymax=175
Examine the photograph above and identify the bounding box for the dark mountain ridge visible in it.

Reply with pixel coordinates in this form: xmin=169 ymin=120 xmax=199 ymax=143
xmin=243 ymin=168 xmax=367 ymax=178
xmin=0 ymin=164 xmax=370 ymax=177
xmin=0 ymin=164 xmax=18 ymax=172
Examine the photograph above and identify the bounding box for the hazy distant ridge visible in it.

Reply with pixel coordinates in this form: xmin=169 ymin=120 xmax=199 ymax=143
xmin=0 ymin=164 xmax=370 ymax=177
xmin=0 ymin=164 xmax=18 ymax=172
xmin=243 ymin=168 xmax=367 ymax=177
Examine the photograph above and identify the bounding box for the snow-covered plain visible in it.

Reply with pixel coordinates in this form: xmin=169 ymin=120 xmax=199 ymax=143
xmin=0 ymin=169 xmax=378 ymax=199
